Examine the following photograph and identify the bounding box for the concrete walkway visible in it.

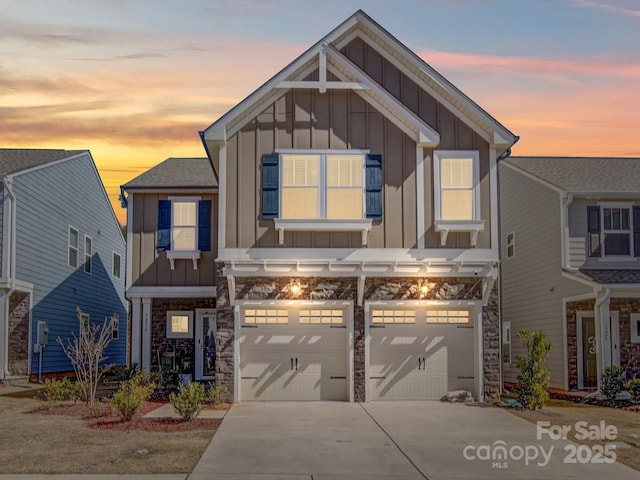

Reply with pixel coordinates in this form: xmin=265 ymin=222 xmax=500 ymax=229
xmin=191 ymin=401 xmax=640 ymax=480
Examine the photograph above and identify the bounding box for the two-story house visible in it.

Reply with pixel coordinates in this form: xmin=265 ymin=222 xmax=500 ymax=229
xmin=0 ymin=149 xmax=127 ymax=381
xmin=501 ymin=157 xmax=640 ymax=393
xmin=121 ymin=157 xmax=217 ymax=381
xmin=194 ymin=10 xmax=517 ymax=402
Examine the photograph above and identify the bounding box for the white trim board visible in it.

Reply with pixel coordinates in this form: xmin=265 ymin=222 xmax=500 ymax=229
xmin=126 ymin=286 xmax=216 ymax=299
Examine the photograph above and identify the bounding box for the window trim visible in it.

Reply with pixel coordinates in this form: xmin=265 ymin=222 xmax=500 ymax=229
xmin=111 ymin=316 xmax=119 ymax=340
xmin=631 ymin=313 xmax=640 ymax=343
xmin=166 ymin=196 xmax=202 ymax=268
xmin=68 ymin=225 xmax=79 ymax=268
xmin=166 ymin=311 xmax=194 ymax=339
xmin=84 ymin=235 xmax=92 ymax=274
xmin=112 ymin=252 xmax=122 ymax=279
xmin=79 ymin=312 xmax=90 ymax=335
xmin=433 ymin=150 xmax=484 ymax=246
xmin=502 ymin=321 xmax=511 ymax=364
xmin=506 ymin=231 xmax=515 ymax=259
xmin=598 ymin=202 xmax=634 ymax=260
xmin=278 ymin=150 xmax=367 ymax=221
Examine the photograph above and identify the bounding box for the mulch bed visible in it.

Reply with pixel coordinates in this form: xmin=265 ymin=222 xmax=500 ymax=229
xmin=32 ymin=400 xmax=222 ymax=432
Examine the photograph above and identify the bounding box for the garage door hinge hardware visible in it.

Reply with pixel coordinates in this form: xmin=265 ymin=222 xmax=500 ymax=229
xmin=330 ymin=376 xmax=347 ymax=379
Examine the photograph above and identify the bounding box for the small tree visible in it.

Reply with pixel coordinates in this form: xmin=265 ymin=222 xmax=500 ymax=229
xmin=58 ymin=307 xmax=116 ymax=407
xmin=515 ymin=330 xmax=552 ymax=410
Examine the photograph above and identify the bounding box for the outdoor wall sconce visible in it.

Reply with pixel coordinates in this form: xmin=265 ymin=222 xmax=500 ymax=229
xmin=419 ymin=278 xmax=429 ymax=297
xmin=290 ymin=279 xmax=302 ymax=297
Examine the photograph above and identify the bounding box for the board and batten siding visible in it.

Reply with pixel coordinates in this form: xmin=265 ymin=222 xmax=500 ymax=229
xmin=130 ymin=192 xmax=217 ymax=288
xmin=225 ymin=88 xmax=418 ymax=249
xmin=342 ymin=37 xmax=492 ymax=249
xmin=568 ymin=198 xmax=640 ymax=270
xmin=11 ymin=153 xmax=127 ymax=374
xmin=500 ymin=164 xmax=590 ymax=389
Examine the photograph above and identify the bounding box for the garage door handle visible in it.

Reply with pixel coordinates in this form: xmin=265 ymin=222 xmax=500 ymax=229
xmin=242 ymin=325 xmax=258 ymax=328
xmin=330 ymin=325 xmax=347 ymax=329
xmin=295 ymin=357 xmax=298 ymax=370
xmin=291 ymin=358 xmax=294 ymax=370
xmin=370 ymin=325 xmax=386 ymax=328
xmin=330 ymin=376 xmax=346 ymax=379
xmin=457 ymin=376 xmax=474 ymax=379
xmin=370 ymin=376 xmax=386 ymax=379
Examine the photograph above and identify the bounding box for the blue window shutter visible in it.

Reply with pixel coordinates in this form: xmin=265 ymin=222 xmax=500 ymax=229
xmin=262 ymin=153 xmax=279 ymax=219
xmin=634 ymin=207 xmax=640 ymax=256
xmin=198 ymin=200 xmax=212 ymax=251
xmin=587 ymin=206 xmax=600 ymax=257
xmin=365 ymin=153 xmax=383 ymax=221
xmin=157 ymin=200 xmax=171 ymax=251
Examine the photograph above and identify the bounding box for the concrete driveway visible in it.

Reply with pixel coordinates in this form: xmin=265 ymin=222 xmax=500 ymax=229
xmin=190 ymin=401 xmax=640 ymax=480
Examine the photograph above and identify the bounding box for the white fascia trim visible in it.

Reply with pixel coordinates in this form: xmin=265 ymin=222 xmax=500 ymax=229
xmin=325 ymin=46 xmax=440 ymax=147
xmin=274 ymin=219 xmax=372 ymax=246
xmin=416 ymin=146 xmax=425 ymax=249
xmin=0 ymin=278 xmax=34 ymax=292
xmin=126 ymin=286 xmax=216 ymax=299
xmin=561 ymin=269 xmax=601 ymax=289
xmin=489 ymin=148 xmax=498 ymax=250
xmin=334 ymin=25 xmax=515 ymax=148
xmin=218 ymin=143 xmax=227 ymax=250
xmin=125 ymin=192 xmax=134 ymax=289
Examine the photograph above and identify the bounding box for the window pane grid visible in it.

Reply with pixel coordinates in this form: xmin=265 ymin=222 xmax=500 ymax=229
xmin=426 ymin=310 xmax=470 ymax=324
xmin=244 ymin=309 xmax=288 ymax=324
xmin=300 ymin=309 xmax=343 ymax=324
xmin=371 ymin=310 xmax=416 ymax=324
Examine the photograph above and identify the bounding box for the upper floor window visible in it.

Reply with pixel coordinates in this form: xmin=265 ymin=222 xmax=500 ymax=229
xmin=262 ymin=151 xmax=382 ymax=221
xmin=172 ymin=200 xmax=197 ymax=251
xmin=84 ymin=235 xmax=92 ymax=274
xmin=68 ymin=226 xmax=79 ymax=268
xmin=588 ymin=204 xmax=640 ymax=258
xmin=112 ymin=252 xmax=122 ymax=279
xmin=434 ymin=151 xmax=480 ymax=221
xmin=506 ymin=231 xmax=515 ymax=259
xmin=157 ymin=198 xmax=211 ymax=253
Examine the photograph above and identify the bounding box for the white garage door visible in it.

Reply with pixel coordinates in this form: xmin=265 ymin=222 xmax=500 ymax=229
xmin=369 ymin=309 xmax=475 ymax=400
xmin=240 ymin=308 xmax=348 ymax=401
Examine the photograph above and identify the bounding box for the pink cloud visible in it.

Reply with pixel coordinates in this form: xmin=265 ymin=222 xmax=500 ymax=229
xmin=572 ymin=0 xmax=640 ymax=18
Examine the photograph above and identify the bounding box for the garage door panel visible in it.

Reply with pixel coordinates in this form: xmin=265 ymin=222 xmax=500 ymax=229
xmin=369 ymin=317 xmax=475 ymax=401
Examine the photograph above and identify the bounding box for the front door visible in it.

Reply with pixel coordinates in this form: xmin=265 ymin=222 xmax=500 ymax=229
xmin=581 ymin=316 xmax=597 ymax=388
xmin=195 ymin=309 xmax=216 ymax=381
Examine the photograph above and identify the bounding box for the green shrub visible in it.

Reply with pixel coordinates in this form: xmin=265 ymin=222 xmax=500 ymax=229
xmin=206 ymin=384 xmax=228 ymax=407
xmin=156 ymin=369 xmax=182 ymax=398
xmin=104 ymin=363 xmax=142 ymax=383
xmin=37 ymin=377 xmax=84 ymax=405
xmin=601 ymin=365 xmax=626 ymax=400
xmin=110 ymin=374 xmax=155 ymax=421
xmin=515 ymin=330 xmax=552 ymax=410
xmin=169 ymin=382 xmax=205 ymax=421
xmin=625 ymin=377 xmax=640 ymax=402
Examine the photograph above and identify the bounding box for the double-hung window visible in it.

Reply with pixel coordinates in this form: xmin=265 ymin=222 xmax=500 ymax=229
xmin=157 ymin=197 xmax=212 ymax=269
xmin=68 ymin=226 xmax=79 ymax=268
xmin=433 ymin=150 xmax=483 ymax=246
xmin=588 ymin=204 xmax=640 ymax=258
xmin=84 ymin=235 xmax=92 ymax=274
xmin=263 ymin=151 xmax=380 ymax=245
xmin=280 ymin=153 xmax=364 ymax=219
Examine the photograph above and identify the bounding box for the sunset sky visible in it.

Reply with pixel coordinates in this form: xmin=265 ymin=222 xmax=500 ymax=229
xmin=2 ymin=0 xmax=639 ymax=224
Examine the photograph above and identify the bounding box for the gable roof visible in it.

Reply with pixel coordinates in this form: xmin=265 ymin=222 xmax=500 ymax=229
xmin=504 ymin=156 xmax=640 ymax=194
xmin=122 ymin=157 xmax=218 ymax=190
xmin=0 ymin=149 xmax=86 ymax=178
xmin=201 ymin=9 xmax=516 ymax=152
xmin=579 ymin=269 xmax=640 ymax=285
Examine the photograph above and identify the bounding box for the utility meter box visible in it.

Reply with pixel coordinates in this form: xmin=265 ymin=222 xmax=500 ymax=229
xmin=37 ymin=321 xmax=49 ymax=347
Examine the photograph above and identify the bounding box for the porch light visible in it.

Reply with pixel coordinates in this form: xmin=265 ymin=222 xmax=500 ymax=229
xmin=419 ymin=279 xmax=429 ymax=297
xmin=290 ymin=279 xmax=301 ymax=297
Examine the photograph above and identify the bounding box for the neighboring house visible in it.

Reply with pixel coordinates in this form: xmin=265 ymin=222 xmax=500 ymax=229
xmin=500 ymin=157 xmax=640 ymax=392
xmin=195 ymin=9 xmax=517 ymax=402
xmin=0 ymin=149 xmax=127 ymax=380
xmin=120 ymin=158 xmax=217 ymax=381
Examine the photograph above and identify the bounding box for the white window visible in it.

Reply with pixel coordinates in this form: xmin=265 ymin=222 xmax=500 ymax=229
xmin=79 ymin=312 xmax=90 ymax=335
xmin=281 ymin=153 xmax=364 ymax=220
xmin=602 ymin=206 xmax=631 ymax=256
xmin=166 ymin=311 xmax=193 ymax=338
xmin=112 ymin=252 xmax=121 ymax=279
xmin=426 ymin=310 xmax=470 ymax=324
xmin=300 ymin=309 xmax=343 ymax=324
xmin=631 ymin=313 xmax=640 ymax=343
xmin=372 ymin=310 xmax=416 ymax=324
xmin=244 ymin=309 xmax=288 ymax=324
xmin=172 ymin=200 xmax=197 ymax=251
xmin=68 ymin=226 xmax=79 ymax=268
xmin=434 ymin=151 xmax=480 ymax=221
xmin=84 ymin=235 xmax=92 ymax=274
xmin=502 ymin=321 xmax=511 ymax=364
xmin=506 ymin=231 xmax=515 ymax=259
xmin=111 ymin=316 xmax=119 ymax=340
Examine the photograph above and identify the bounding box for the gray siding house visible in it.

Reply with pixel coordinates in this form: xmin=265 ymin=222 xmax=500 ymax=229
xmin=196 ymin=10 xmax=517 ymax=402
xmin=501 ymin=157 xmax=640 ymax=392
xmin=0 ymin=149 xmax=127 ymax=380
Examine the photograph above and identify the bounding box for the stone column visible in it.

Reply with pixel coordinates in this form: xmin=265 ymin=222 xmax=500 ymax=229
xmin=215 ymin=262 xmax=235 ymax=401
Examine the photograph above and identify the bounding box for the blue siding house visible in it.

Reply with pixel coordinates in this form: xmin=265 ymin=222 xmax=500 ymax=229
xmin=0 ymin=149 xmax=127 ymax=380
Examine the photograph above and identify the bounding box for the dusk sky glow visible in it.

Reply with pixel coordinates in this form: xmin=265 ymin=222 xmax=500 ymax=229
xmin=2 ymin=0 xmax=639 ymax=223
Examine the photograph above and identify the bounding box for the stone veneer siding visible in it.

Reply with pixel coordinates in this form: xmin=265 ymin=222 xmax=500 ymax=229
xmin=566 ymin=299 xmax=596 ymax=390
xmin=215 ymin=261 xmax=499 ymax=402
xmin=151 ymin=297 xmax=215 ymax=375
xmin=8 ymin=291 xmax=30 ymax=376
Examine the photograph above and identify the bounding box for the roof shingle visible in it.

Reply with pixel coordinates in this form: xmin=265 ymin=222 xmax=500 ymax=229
xmin=0 ymin=149 xmax=86 ymax=178
xmin=579 ymin=269 xmax=640 ymax=285
xmin=122 ymin=158 xmax=217 ymax=189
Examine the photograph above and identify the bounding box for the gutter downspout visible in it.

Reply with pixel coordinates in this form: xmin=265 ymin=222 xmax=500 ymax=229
xmin=2 ymin=176 xmax=17 ymax=379
xmin=594 ymin=286 xmax=611 ymax=392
